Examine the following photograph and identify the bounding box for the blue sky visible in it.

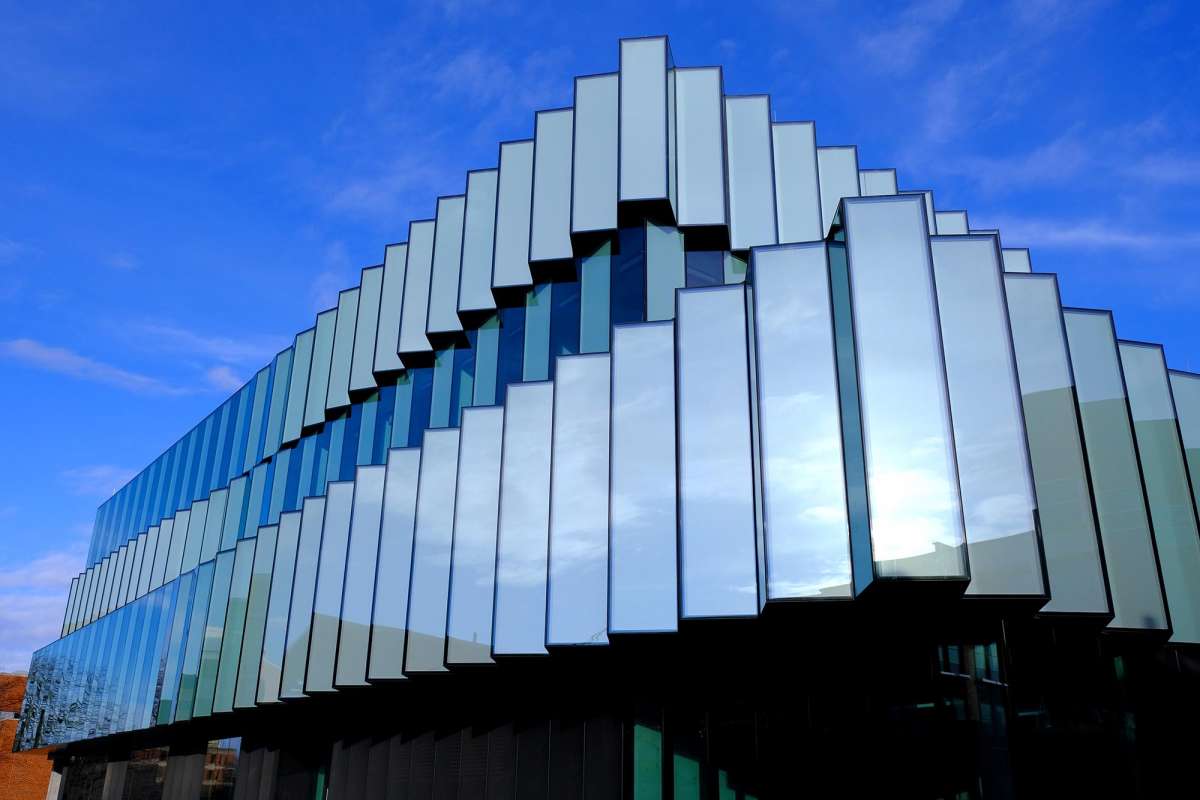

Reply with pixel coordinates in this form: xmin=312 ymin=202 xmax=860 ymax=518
xmin=1 ymin=0 xmax=1197 ymax=671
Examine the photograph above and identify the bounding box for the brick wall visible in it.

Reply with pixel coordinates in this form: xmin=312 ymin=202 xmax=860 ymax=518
xmin=0 ymin=674 xmax=54 ymax=800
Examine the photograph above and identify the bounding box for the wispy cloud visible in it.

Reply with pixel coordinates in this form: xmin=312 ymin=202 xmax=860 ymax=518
xmin=60 ymin=465 xmax=137 ymax=498
xmin=308 ymin=240 xmax=354 ymax=312
xmin=130 ymin=321 xmax=280 ymax=366
xmin=857 ymin=0 xmax=964 ymax=74
xmin=0 ymin=236 xmax=33 ymax=264
xmin=204 ymin=364 xmax=245 ymax=393
xmin=0 ymin=338 xmax=188 ymax=395
xmin=103 ymin=251 xmax=139 ymax=271
xmin=991 ymin=216 xmax=1200 ymax=252
xmin=0 ymin=544 xmax=85 ymax=672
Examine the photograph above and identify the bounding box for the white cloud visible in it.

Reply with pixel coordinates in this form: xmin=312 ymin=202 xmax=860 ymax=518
xmin=130 ymin=322 xmax=280 ymax=366
xmin=0 ymin=338 xmax=188 ymax=395
xmin=0 ymin=544 xmax=86 ymax=673
xmin=204 ymin=364 xmax=245 ymax=393
xmin=102 ymin=251 xmax=139 ymax=271
xmin=60 ymin=465 xmax=137 ymax=498
xmin=857 ymin=0 xmax=964 ymax=73
xmin=989 ymin=216 xmax=1200 ymax=252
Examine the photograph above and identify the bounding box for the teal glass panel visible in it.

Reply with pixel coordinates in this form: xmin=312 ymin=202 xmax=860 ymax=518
xmin=149 ymin=520 xmax=173 ymax=591
xmin=547 ymin=354 xmax=611 ymax=645
xmin=263 ymin=348 xmax=294 ymax=458
xmin=327 ymin=287 xmax=359 ymax=411
xmin=336 ymin=465 xmax=385 ymax=685
xmin=530 ymin=108 xmax=574 ymax=263
xmin=213 ymin=538 xmax=255 ymax=714
xmin=351 ymin=265 xmax=383 ymax=390
xmin=234 ymin=524 xmax=278 ymax=709
xmin=1003 ymin=274 xmax=1108 ymax=615
xmin=137 ymin=529 xmax=158 ymax=597
xmin=374 ymin=243 xmax=407 ymax=373
xmin=1171 ymin=370 xmax=1200 ymax=508
xmin=1120 ymin=342 xmax=1200 ymax=643
xmin=369 ymin=448 xmax=421 ymax=680
xmin=281 ymin=496 xmax=326 ymax=699
xmin=304 ymin=308 xmax=338 ymax=428
xmin=493 ymin=139 xmax=535 ymax=289
xmin=258 ymin=510 xmax=301 ymax=702
xmin=523 ymin=284 xmax=552 ymax=381
xmin=446 ymin=406 xmax=503 ymax=665
xmin=405 ymin=429 xmax=460 ymax=673
xmin=200 ymin=488 xmax=227 ymax=563
xmin=398 ymin=221 xmax=437 ymax=355
xmin=571 ymin=73 xmax=618 ymax=234
xmin=459 ymin=168 xmax=500 ymax=313
xmin=580 ymin=239 xmax=612 ymax=354
xmin=307 ymin=481 xmax=354 ymax=693
xmin=645 ymin=223 xmax=684 ymax=322
xmin=723 ymin=251 xmax=747 ymax=285
xmin=180 ymin=499 xmax=208 ymax=575
xmin=174 ymin=560 xmax=215 ymax=722
xmin=243 ymin=366 xmax=271 ymax=473
xmin=724 ymin=95 xmax=777 ymax=251
xmin=193 ymin=549 xmax=235 ymax=718
xmin=155 ymin=570 xmax=196 ymax=725
xmin=220 ymin=475 xmax=248 ymax=551
xmin=1064 ymin=309 xmax=1169 ymax=631
xmin=283 ymin=329 xmax=315 ymax=445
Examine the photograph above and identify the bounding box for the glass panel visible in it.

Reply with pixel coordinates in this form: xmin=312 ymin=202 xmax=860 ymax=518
xmin=258 ymin=510 xmax=301 ymax=702
xmin=446 ymin=406 xmax=503 ymax=664
xmin=494 ymin=382 xmax=554 ymax=655
xmin=752 ymin=243 xmax=852 ymax=600
xmin=619 ymin=37 xmax=669 ymax=203
xmin=149 ymin=519 xmax=173 ymax=591
xmin=677 ymin=286 xmax=760 ymax=617
xmin=304 ymin=308 xmax=338 ymax=428
xmin=645 ymin=223 xmax=684 ymax=322
xmin=900 ymin=189 xmax=937 ymax=235
xmin=242 ymin=367 xmax=271 ymax=472
xmin=282 ymin=329 xmax=314 ymax=445
xmin=327 ymin=287 xmax=360 ymax=411
xmin=840 ymin=196 xmax=967 ymax=580
xmin=930 ymin=237 xmax=1043 ymax=598
xmin=405 ymin=429 xmax=461 ymax=673
xmin=674 ymin=67 xmax=725 ymax=227
xmin=375 ymin=243 xmax=408 ymax=373
xmin=547 ymin=354 xmax=611 ymax=645
xmin=307 ymin=481 xmax=354 ymax=693
xmin=1002 ymin=248 xmax=1033 ymax=274
xmin=1171 ymin=370 xmax=1200 ymax=503
xmin=109 ymin=546 xmax=127 ymax=614
xmin=530 ymin=108 xmax=574 ymax=263
xmin=1063 ymin=309 xmax=1169 ymax=631
xmin=934 ymin=210 xmax=968 ymax=234
xmin=220 ymin=475 xmax=248 ymax=551
xmin=772 ymin=121 xmax=822 ymax=243
xmin=234 ymin=524 xmax=277 ymax=709
xmin=817 ymin=146 xmax=860 ymax=236
xmin=213 ymin=538 xmax=255 ymax=714
xmin=174 ymin=561 xmax=215 ymax=722
xmin=858 ymin=168 xmax=898 ymax=197
xmin=428 ymin=196 xmax=468 ymax=335
xmin=280 ymin=496 xmax=326 ymax=699
xmin=200 ymin=488 xmax=227 ymax=563
xmin=724 ymin=95 xmax=777 ymax=251
xmin=180 ymin=500 xmax=208 ymax=575
xmin=1120 ymin=342 xmax=1200 ymax=643
xmin=580 ymin=240 xmax=612 ymax=354
xmin=263 ymin=349 xmax=293 ymax=459
xmin=193 ymin=550 xmax=235 ymax=718
xmin=1003 ymin=275 xmax=1108 ymax=615
xmin=571 ymin=73 xmax=618 ymax=234
xmin=368 ymin=448 xmax=421 ymax=680
xmin=336 ymin=465 xmax=385 ymax=685
xmin=155 ymin=570 xmax=196 ymax=725
xmin=459 ymin=169 xmax=500 ymax=314
xmin=351 ymin=265 xmax=384 ymax=390
xmin=523 ymin=284 xmax=552 ymax=382
xmin=138 ymin=528 xmax=158 ymax=597
xmin=398 ymin=220 xmax=437 ymax=355
xmin=493 ymin=140 xmax=535 ymax=289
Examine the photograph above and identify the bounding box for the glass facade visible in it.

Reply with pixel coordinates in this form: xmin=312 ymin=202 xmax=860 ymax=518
xmin=23 ymin=33 xmax=1200 ymax=800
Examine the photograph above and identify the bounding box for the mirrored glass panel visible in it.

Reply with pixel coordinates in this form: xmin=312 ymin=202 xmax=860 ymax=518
xmin=428 ymin=197 xmax=467 ymax=335
xmin=930 ymin=237 xmax=1043 ymax=598
xmin=304 ymin=308 xmax=337 ymax=429
xmin=858 ymin=169 xmax=897 ymax=197
xmin=752 ymin=243 xmax=852 ymax=600
xmin=619 ymin=37 xmax=669 ymax=203
xmin=645 ymin=222 xmax=684 ymax=322
xmin=193 ymin=550 xmax=235 ymax=718
xmin=259 ymin=510 xmax=301 ymax=702
xmin=724 ymin=95 xmax=776 ymax=251
xmin=841 ymin=196 xmax=967 ymax=581
xmin=139 ymin=528 xmax=159 ymax=597
xmin=369 ymin=448 xmax=421 ymax=680
xmin=155 ymin=571 xmax=196 ymax=725
xmin=336 ymin=465 xmax=385 ymax=685
xmin=351 ymin=265 xmax=383 ymax=389
xmin=493 ymin=140 xmax=535 ymax=290
xmin=1064 ymin=309 xmax=1168 ymax=631
xmin=398 ymin=220 xmax=437 ymax=356
xmin=494 ymin=382 xmax=554 ymax=655
xmin=200 ymin=488 xmax=227 ymax=564
xmin=283 ymin=329 xmax=315 ymax=444
xmin=571 ymin=73 xmax=618 ymax=234
xmin=374 ymin=243 xmax=408 ymax=374
xmin=459 ymin=169 xmax=500 ymax=313
xmin=547 ymin=354 xmax=611 ymax=645
xmin=174 ymin=561 xmax=215 ymax=722
xmin=677 ymin=286 xmax=760 ymax=617
xmin=281 ymin=496 xmax=326 ymax=699
xmin=326 ymin=287 xmax=360 ymax=411
xmin=1170 ymin=370 xmax=1200 ymax=507
xmin=934 ymin=211 xmax=969 ymax=235
xmin=447 ymin=406 xmax=503 ymax=664
xmin=150 ymin=519 xmax=175 ymax=590
xmin=213 ymin=538 xmax=255 ymax=714
xmin=405 ymin=429 xmax=461 ymax=673
xmin=1002 ymin=248 xmax=1032 ymax=274
xmin=1119 ymin=342 xmax=1200 ymax=643
xmin=817 ymin=146 xmax=860 ymax=236
xmin=220 ymin=475 xmax=248 ymax=551
xmin=307 ymin=481 xmax=354 ymax=692
xmin=234 ymin=525 xmax=277 ymax=709
xmin=772 ymin=121 xmax=822 ymax=244
xmin=674 ymin=67 xmax=725 ymax=228
xmin=1003 ymin=274 xmax=1108 ymax=615
xmin=530 ymin=109 xmax=574 ymax=263
xmin=180 ymin=500 xmax=208 ymax=575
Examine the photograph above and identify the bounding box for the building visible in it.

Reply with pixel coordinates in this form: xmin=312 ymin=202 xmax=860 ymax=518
xmin=15 ymin=35 xmax=1200 ymax=798
xmin=1 ymin=674 xmax=54 ymax=798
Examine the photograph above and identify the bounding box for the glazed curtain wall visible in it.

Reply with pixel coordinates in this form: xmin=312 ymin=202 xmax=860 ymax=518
xmin=19 ymin=35 xmax=1200 ymax=752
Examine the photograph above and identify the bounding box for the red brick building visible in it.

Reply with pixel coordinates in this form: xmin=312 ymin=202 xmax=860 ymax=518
xmin=1 ymin=674 xmax=53 ymax=799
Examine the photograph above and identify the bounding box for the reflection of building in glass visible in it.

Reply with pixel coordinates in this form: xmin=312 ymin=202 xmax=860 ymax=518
xmin=17 ymin=35 xmax=1200 ymax=797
